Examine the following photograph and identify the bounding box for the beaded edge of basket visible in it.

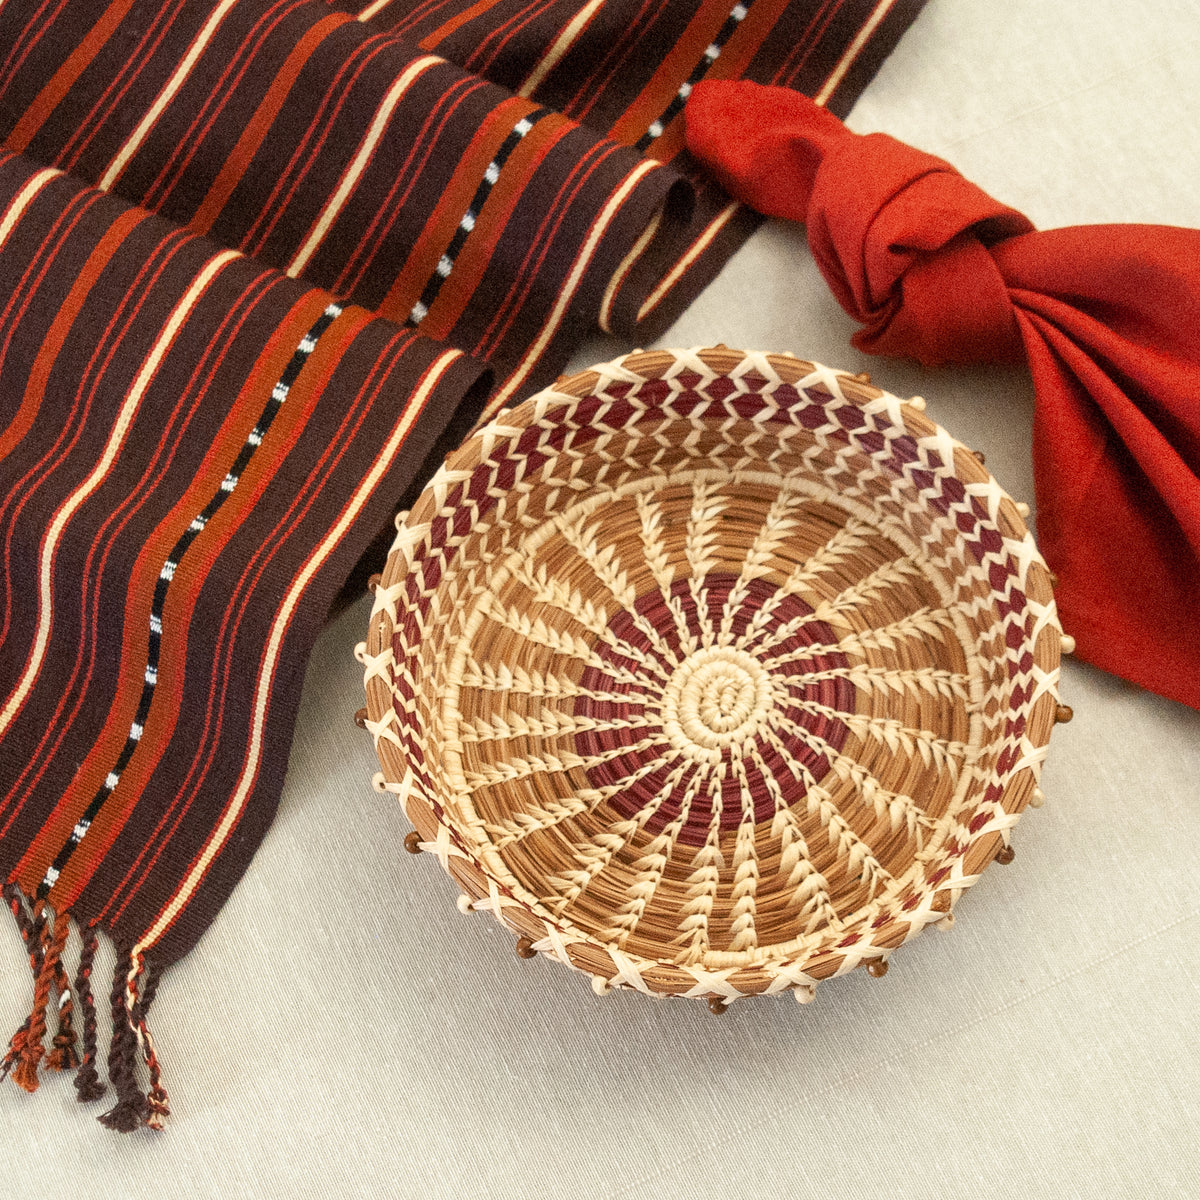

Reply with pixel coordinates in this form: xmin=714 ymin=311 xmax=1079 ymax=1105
xmin=358 ymin=347 xmax=1068 ymax=1006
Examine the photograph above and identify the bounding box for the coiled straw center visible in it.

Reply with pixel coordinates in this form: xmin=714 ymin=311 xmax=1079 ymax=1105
xmin=660 ymin=646 xmax=773 ymax=761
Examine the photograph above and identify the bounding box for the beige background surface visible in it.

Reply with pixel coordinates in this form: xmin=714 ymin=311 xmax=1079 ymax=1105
xmin=3 ymin=1 xmax=1200 ymax=1195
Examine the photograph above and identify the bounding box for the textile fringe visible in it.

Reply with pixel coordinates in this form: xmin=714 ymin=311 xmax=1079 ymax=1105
xmin=72 ymin=926 xmax=105 ymax=1102
xmin=2 ymin=882 xmax=168 ymax=1131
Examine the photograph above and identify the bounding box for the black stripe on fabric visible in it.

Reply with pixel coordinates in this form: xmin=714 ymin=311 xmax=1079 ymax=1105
xmin=635 ymin=0 xmax=752 ymax=153
xmin=36 ymin=302 xmax=344 ymax=898
xmin=407 ymin=107 xmax=552 ymax=327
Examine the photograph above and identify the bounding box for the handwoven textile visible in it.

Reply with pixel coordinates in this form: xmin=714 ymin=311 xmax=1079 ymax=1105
xmin=0 ymin=0 xmax=924 ymax=412
xmin=685 ymin=81 xmax=1200 ymax=712
xmin=0 ymin=0 xmax=923 ymax=1130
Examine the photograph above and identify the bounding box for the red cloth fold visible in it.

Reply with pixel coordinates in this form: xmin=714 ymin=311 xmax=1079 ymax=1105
xmin=685 ymin=80 xmax=1200 ymax=711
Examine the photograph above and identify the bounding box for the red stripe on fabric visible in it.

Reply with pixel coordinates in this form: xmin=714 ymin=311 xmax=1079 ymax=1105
xmin=713 ymin=0 xmax=809 ymax=83
xmin=100 ymin=317 xmax=419 ymax=924
xmin=328 ymin=73 xmax=484 ymax=297
xmin=0 ymin=189 xmax=107 ymax=436
xmin=7 ymin=248 xmax=246 ymax=890
xmin=118 ymin=336 xmax=445 ymax=942
xmin=0 ymin=0 xmax=138 ymax=153
xmin=771 ymin=0 xmax=844 ymax=86
xmin=0 ymin=205 xmax=153 ymax=816
xmin=416 ymin=111 xmax=575 ymax=335
xmin=55 ymin=0 xmax=191 ymax=174
xmin=0 ymin=234 xmax=212 ymax=873
xmin=606 ymin=0 xmax=737 ymax=145
xmin=372 ymin=92 xmax=539 ymax=322
xmin=560 ymin=0 xmax=663 ymax=123
xmin=189 ymin=11 xmax=355 ymax=236
xmin=237 ymin=32 xmax=419 ymax=256
xmin=647 ymin=0 xmax=799 ymax=162
xmin=0 ymin=226 xmax=191 ymax=676
xmin=464 ymin=0 xmax=554 ymax=79
xmin=418 ymin=0 xmax=509 ymax=50
xmin=0 ymin=0 xmax=71 ymax=106
xmin=139 ymin=0 xmax=312 ymax=213
xmin=474 ymin=140 xmax=616 ymax=358
xmin=361 ymin=0 xmax=450 ymax=40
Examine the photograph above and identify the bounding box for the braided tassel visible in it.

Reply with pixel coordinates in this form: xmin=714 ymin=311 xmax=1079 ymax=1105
xmin=131 ymin=962 xmax=169 ymax=1129
xmin=73 ymin=926 xmax=106 ymax=1102
xmin=1 ymin=889 xmax=170 ymax=1129
xmin=46 ymin=932 xmax=79 ymax=1072
xmin=11 ymin=912 xmax=70 ymax=1092
xmin=97 ymin=950 xmax=150 ymax=1132
xmin=1 ymin=886 xmax=47 ymax=1083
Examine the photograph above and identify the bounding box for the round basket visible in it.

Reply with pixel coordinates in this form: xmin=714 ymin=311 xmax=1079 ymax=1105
xmin=360 ymin=347 xmax=1069 ymax=1009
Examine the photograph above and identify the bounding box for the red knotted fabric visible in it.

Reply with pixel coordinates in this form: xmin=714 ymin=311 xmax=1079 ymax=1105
xmin=684 ymin=80 xmax=1200 ymax=711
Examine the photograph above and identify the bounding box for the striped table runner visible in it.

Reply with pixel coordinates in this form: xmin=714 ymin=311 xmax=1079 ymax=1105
xmin=0 ymin=0 xmax=924 ymax=1130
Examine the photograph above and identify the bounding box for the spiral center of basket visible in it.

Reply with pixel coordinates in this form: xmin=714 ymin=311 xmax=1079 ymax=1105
xmin=660 ymin=646 xmax=773 ymax=761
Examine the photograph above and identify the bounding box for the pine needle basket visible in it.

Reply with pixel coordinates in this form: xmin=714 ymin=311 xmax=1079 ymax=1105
xmin=359 ymin=347 xmax=1070 ymax=1009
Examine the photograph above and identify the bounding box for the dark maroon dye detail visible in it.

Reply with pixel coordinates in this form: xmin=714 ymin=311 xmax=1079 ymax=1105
xmin=978 ymin=526 xmax=1003 ymax=555
xmin=942 ymin=476 xmax=965 ymax=504
xmin=835 ymin=405 xmax=867 ymax=431
xmin=572 ymin=572 xmax=857 ymax=846
xmin=637 ymin=379 xmax=672 ymax=406
xmin=729 ymin=393 xmax=766 ymax=420
xmin=797 ymin=403 xmax=829 ymax=430
xmin=857 ymin=429 xmax=886 ymax=455
xmin=889 ymin=434 xmax=921 ymax=465
xmin=705 ymin=376 xmax=737 ymax=403
xmin=602 ymin=396 xmax=638 ymax=429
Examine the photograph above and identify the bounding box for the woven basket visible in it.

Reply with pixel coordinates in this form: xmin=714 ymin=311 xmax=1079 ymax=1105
xmin=360 ymin=347 xmax=1070 ymax=1009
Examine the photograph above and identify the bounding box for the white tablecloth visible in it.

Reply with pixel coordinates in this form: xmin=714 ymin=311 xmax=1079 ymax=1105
xmin=4 ymin=1 xmax=1199 ymax=1194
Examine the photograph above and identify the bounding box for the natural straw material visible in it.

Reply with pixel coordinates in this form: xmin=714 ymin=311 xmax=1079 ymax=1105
xmin=361 ymin=347 xmax=1066 ymax=1005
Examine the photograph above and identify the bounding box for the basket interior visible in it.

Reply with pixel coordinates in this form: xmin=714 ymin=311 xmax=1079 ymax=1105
xmin=369 ymin=349 xmax=1061 ymax=996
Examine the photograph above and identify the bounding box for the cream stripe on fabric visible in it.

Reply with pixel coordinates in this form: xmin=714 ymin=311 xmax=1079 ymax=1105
xmin=518 ymin=0 xmax=604 ymax=98
xmin=0 ymin=166 xmax=60 ymax=249
xmin=812 ymin=0 xmax=897 ymax=106
xmin=599 ymin=207 xmax=663 ymax=334
xmin=355 ymin=0 xmax=397 ymax=22
xmin=489 ymin=161 xmax=660 ymax=410
xmin=98 ymin=0 xmax=239 ymax=191
xmin=637 ymin=0 xmax=898 ymax=325
xmin=637 ymin=201 xmax=737 ymax=321
xmin=286 ymin=55 xmax=442 ymax=278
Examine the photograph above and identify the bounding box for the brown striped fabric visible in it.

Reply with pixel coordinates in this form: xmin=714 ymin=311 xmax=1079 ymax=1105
xmin=0 ymin=0 xmax=924 ymax=1130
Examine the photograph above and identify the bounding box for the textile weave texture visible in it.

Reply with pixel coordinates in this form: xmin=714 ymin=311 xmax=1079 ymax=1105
xmin=0 ymin=0 xmax=922 ymax=1129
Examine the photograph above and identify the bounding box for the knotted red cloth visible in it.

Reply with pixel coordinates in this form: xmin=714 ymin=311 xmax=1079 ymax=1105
xmin=685 ymin=81 xmax=1200 ymax=711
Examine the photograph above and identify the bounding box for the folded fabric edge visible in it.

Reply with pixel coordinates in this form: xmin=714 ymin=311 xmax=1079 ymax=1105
xmin=0 ymin=352 xmax=491 ymax=1132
